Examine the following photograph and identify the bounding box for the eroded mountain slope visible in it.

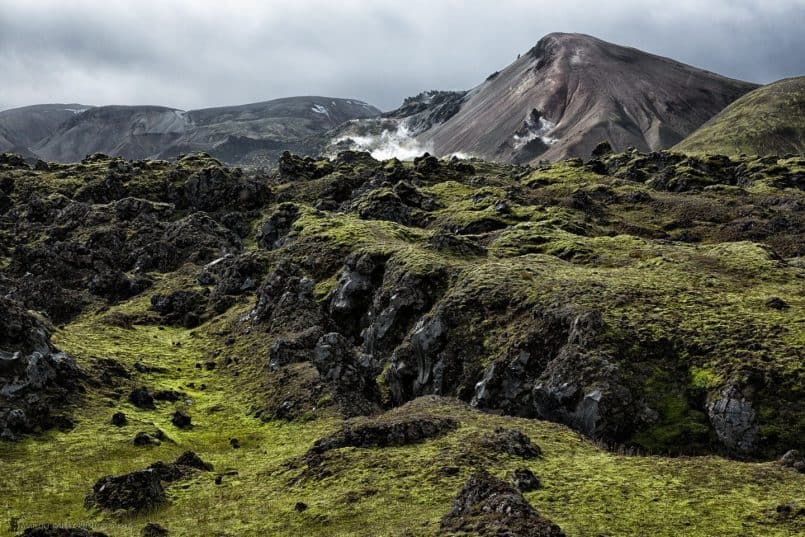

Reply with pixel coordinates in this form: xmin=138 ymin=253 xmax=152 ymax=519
xmin=331 ymin=33 xmax=756 ymax=163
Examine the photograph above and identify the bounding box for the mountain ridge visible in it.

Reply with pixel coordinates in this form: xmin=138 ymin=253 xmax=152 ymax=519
xmin=0 ymin=33 xmax=785 ymax=166
xmin=3 ymin=97 xmax=381 ymax=165
xmin=333 ymin=33 xmax=758 ymax=163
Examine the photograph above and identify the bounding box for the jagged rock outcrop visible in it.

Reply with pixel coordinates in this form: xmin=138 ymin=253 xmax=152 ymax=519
xmin=256 ymin=203 xmax=300 ymax=250
xmin=0 ymin=296 xmax=83 ymax=441
xmin=328 ymin=252 xmax=388 ymax=339
xmin=181 ymin=165 xmax=269 ymax=212
xmin=778 ymin=450 xmax=805 ymax=473
xmin=707 ymin=386 xmax=759 ymax=457
xmin=150 ymin=289 xmax=209 ymax=328
xmin=85 ymin=470 xmax=166 ymax=513
xmin=313 ymin=332 xmax=381 ymax=417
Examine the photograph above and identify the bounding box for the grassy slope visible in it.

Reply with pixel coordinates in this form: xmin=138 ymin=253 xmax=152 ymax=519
xmin=1 ymin=309 xmax=803 ymax=537
xmin=675 ymin=77 xmax=805 ymax=156
xmin=1 ymin=152 xmax=804 ymax=536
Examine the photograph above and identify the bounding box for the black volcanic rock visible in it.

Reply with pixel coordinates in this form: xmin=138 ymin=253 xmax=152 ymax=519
xmin=129 ymin=387 xmax=155 ymax=410
xmin=0 ymin=297 xmax=84 ymax=441
xmin=440 ymin=470 xmax=565 ymax=536
xmin=85 ymin=469 xmax=166 ymax=513
xmin=17 ymin=526 xmax=109 ymax=537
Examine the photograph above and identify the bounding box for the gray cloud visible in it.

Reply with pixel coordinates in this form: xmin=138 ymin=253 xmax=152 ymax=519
xmin=1 ymin=0 xmax=803 ymax=112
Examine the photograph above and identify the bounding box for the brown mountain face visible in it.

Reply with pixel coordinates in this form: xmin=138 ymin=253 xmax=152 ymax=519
xmin=344 ymin=33 xmax=757 ymax=163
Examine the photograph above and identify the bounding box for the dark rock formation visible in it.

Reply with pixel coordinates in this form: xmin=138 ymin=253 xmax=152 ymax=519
xmin=141 ymin=523 xmax=169 ymax=537
xmin=532 ymin=346 xmax=636 ymax=442
xmin=511 ymin=467 xmax=542 ymax=491
xmin=481 ymin=427 xmax=542 ymax=458
xmin=706 ymin=386 xmax=759 ymax=457
xmin=86 ymin=452 xmax=212 ymax=513
xmin=148 ymin=451 xmax=213 ymax=481
xmin=150 ymin=290 xmax=208 ymax=328
xmin=134 ymin=431 xmax=162 ymax=446
xmin=310 ymin=411 xmax=459 ymax=454
xmin=171 ymin=409 xmax=192 ymax=429
xmin=256 ymin=203 xmax=300 ymax=249
xmin=85 ymin=469 xmax=166 ymax=513
xmin=0 ymin=297 xmax=83 ymax=441
xmin=181 ymin=165 xmax=268 ymax=212
xmin=128 ymin=387 xmax=155 ymax=410
xmin=778 ymin=450 xmax=805 ymax=473
xmin=440 ymin=470 xmax=565 ymax=536
xmin=313 ymin=332 xmax=381 ymax=417
xmin=111 ymin=412 xmax=128 ymax=427
xmin=328 ymin=253 xmax=387 ymax=339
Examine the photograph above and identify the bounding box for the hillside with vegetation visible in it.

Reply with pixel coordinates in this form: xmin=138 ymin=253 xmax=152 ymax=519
xmin=675 ymin=77 xmax=805 ymax=156
xmin=0 ymin=148 xmax=803 ymax=536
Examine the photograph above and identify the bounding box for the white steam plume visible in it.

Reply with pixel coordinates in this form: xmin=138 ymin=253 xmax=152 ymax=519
xmin=332 ymin=122 xmax=433 ymax=161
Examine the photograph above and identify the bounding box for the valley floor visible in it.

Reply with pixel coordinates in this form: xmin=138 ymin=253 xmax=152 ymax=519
xmin=1 ymin=310 xmax=802 ymax=536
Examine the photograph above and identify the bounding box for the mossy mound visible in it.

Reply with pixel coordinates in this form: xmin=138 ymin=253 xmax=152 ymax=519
xmin=675 ymin=76 xmax=805 ymax=156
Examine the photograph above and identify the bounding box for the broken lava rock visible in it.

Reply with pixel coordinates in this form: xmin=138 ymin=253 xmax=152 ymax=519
xmin=309 ymin=411 xmax=459 ymax=454
xmin=171 ymin=409 xmax=192 ymax=429
xmin=707 ymin=385 xmax=759 ymax=457
xmin=511 ymin=467 xmax=542 ymax=491
xmin=85 ymin=469 xmax=166 ymax=513
xmin=440 ymin=470 xmax=565 ymax=536
xmin=141 ymin=523 xmax=169 ymax=537
xmin=128 ymin=387 xmax=155 ymax=410
xmin=1 ymin=296 xmax=84 ymax=441
xmin=86 ymin=451 xmax=212 ymax=513
xmin=482 ymin=427 xmax=542 ymax=458
xmin=778 ymin=450 xmax=805 ymax=473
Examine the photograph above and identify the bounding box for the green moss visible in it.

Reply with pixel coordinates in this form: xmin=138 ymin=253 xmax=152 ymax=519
xmin=675 ymin=77 xmax=805 ymax=156
xmin=690 ymin=366 xmax=721 ymax=391
xmin=2 ymin=326 xmax=802 ymax=537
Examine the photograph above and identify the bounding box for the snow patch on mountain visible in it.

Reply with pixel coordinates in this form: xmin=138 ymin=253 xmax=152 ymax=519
xmin=312 ymin=104 xmax=330 ymax=117
xmin=513 ymin=114 xmax=558 ymax=149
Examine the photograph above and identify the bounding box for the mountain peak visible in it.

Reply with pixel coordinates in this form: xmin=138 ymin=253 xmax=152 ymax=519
xmin=414 ymin=33 xmax=758 ymax=162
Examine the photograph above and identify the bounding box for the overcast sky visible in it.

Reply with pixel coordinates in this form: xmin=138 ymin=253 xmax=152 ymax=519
xmin=1 ymin=0 xmax=803 ymax=112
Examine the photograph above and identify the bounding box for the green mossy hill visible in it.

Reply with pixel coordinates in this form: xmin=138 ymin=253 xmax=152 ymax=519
xmin=675 ymin=76 xmax=805 ymax=156
xmin=0 ymin=149 xmax=803 ymax=535
xmin=1 ymin=315 xmax=802 ymax=536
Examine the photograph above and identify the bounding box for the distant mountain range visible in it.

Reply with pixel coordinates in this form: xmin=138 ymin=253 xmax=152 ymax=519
xmin=0 ymin=103 xmax=92 ymax=158
xmin=1 ymin=33 xmax=802 ymax=165
xmin=0 ymin=98 xmax=380 ymax=166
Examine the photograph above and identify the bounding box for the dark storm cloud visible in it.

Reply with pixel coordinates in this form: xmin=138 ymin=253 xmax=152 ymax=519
xmin=1 ymin=0 xmax=803 ymax=112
